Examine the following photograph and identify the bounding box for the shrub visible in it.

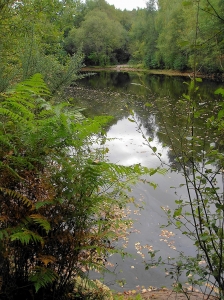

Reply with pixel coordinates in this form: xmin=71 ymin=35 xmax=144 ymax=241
xmin=0 ymin=74 xmax=155 ymax=299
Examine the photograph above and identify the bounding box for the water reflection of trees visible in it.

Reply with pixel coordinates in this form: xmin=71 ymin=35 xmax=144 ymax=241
xmin=70 ymin=71 xmax=222 ymax=167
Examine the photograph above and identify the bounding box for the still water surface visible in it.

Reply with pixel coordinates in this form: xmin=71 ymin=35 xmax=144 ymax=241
xmin=71 ymin=72 xmax=223 ymax=291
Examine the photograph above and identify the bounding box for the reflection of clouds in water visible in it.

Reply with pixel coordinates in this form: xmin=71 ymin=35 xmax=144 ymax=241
xmin=105 ymin=116 xmax=168 ymax=167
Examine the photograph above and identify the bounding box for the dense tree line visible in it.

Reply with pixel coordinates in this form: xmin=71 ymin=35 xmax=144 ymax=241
xmin=1 ymin=0 xmax=223 ymax=84
xmin=141 ymin=0 xmax=224 ymax=73
xmin=63 ymin=0 xmax=224 ymax=73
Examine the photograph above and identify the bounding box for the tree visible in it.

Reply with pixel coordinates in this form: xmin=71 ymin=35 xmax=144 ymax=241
xmin=65 ymin=9 xmax=127 ymax=65
xmin=0 ymin=0 xmax=86 ymax=92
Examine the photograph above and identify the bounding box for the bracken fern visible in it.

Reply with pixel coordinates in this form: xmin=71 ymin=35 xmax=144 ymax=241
xmin=0 ymin=74 xmax=160 ymax=299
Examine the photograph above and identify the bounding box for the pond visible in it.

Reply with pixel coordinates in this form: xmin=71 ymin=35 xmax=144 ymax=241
xmin=68 ymin=71 xmax=223 ymax=292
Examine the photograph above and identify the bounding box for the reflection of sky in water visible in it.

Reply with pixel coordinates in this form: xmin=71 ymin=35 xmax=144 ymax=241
xmin=97 ymin=112 xmax=196 ymax=291
xmin=105 ymin=114 xmax=168 ymax=168
xmin=77 ymin=73 xmax=223 ymax=291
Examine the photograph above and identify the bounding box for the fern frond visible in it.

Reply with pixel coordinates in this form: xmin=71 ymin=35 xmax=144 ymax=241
xmin=37 ymin=255 xmax=56 ymax=266
xmin=1 ymin=101 xmax=34 ymax=120
xmin=8 ymin=73 xmax=50 ymax=99
xmin=29 ymin=266 xmax=58 ymax=292
xmin=0 ymin=134 xmax=12 ymax=149
xmin=34 ymin=200 xmax=54 ymax=209
xmin=29 ymin=214 xmax=51 ymax=232
xmin=0 ymin=107 xmax=27 ymax=124
xmin=0 ymin=161 xmax=24 ymax=180
xmin=10 ymin=229 xmax=44 ymax=246
xmin=0 ymin=187 xmax=34 ymax=208
xmin=102 ymin=162 xmax=167 ymax=178
xmin=0 ymin=229 xmax=9 ymax=240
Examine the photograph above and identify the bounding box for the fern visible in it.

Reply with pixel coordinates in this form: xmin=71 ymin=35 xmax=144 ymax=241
xmin=92 ymin=161 xmax=167 ymax=185
xmin=10 ymin=229 xmax=44 ymax=246
xmin=0 ymin=229 xmax=9 ymax=240
xmin=29 ymin=266 xmax=58 ymax=292
xmin=8 ymin=73 xmax=50 ymax=98
xmin=0 ymin=162 xmax=23 ymax=180
xmin=0 ymin=74 xmax=50 ymax=130
xmin=1 ymin=101 xmax=34 ymax=120
xmin=34 ymin=200 xmax=55 ymax=209
xmin=0 ymin=73 xmax=164 ymax=299
xmin=0 ymin=107 xmax=27 ymax=124
xmin=0 ymin=187 xmax=34 ymax=208
xmin=0 ymin=134 xmax=12 ymax=149
xmin=29 ymin=214 xmax=51 ymax=232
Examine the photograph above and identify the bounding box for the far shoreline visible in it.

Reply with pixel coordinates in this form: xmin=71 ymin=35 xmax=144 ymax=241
xmin=81 ymin=65 xmax=224 ymax=81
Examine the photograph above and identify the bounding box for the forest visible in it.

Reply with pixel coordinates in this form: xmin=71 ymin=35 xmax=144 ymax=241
xmin=0 ymin=0 xmax=224 ymax=90
xmin=0 ymin=0 xmax=224 ymax=299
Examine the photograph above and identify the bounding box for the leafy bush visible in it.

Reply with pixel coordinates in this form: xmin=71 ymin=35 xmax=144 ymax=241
xmin=0 ymin=74 xmax=155 ymax=299
xmin=144 ymin=80 xmax=224 ymax=299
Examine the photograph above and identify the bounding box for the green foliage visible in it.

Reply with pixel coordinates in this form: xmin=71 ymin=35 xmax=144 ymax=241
xmin=1 ymin=0 xmax=224 ymax=78
xmin=65 ymin=9 xmax=127 ymax=66
xmin=113 ymin=294 xmax=144 ymax=300
xmin=29 ymin=267 xmax=59 ymax=292
xmin=0 ymin=0 xmax=85 ymax=91
xmin=128 ymin=0 xmax=224 ymax=73
xmin=144 ymin=79 xmax=224 ymax=299
xmin=0 ymin=74 xmax=158 ymax=299
xmin=10 ymin=229 xmax=45 ymax=246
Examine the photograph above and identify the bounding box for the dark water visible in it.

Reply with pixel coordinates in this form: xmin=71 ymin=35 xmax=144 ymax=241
xmin=70 ymin=72 xmax=223 ymax=292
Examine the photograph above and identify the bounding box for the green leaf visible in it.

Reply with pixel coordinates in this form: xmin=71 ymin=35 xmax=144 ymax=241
xmin=29 ymin=267 xmax=58 ymax=292
xmin=152 ymin=146 xmax=157 ymax=153
xmin=128 ymin=118 xmax=135 ymax=122
xmin=175 ymin=221 xmax=182 ymax=228
xmin=218 ymin=109 xmax=224 ymax=120
xmin=183 ymin=93 xmax=190 ymax=100
xmin=215 ymin=203 xmax=224 ymax=210
xmin=148 ymin=182 xmax=158 ymax=189
xmin=214 ymin=88 xmax=224 ymax=96
xmin=173 ymin=207 xmax=182 ymax=218
xmin=10 ymin=229 xmax=44 ymax=246
xmin=175 ymin=200 xmax=183 ymax=204
xmin=30 ymin=214 xmax=51 ymax=232
xmin=199 ymin=234 xmax=210 ymax=241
